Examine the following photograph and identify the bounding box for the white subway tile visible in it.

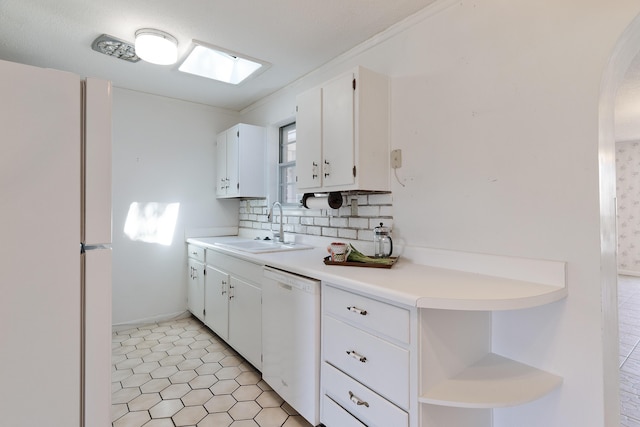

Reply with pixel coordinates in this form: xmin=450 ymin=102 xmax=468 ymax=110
xmin=322 ymin=228 xmax=338 ymax=237
xmin=357 ymin=206 xmax=380 ymax=217
xmin=330 ymin=217 xmax=349 ymax=228
xmin=314 ymin=217 xmax=330 ymax=226
xmin=379 ymin=206 xmax=394 ymax=217
xmin=348 ymin=217 xmax=369 ymax=229
xmin=306 ymin=226 xmax=322 ymax=236
xmin=368 ymin=193 xmax=393 ymax=205
xmin=338 ymin=229 xmax=358 ymax=239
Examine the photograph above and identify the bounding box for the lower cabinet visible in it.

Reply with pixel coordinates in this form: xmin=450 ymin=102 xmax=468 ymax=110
xmin=228 ymin=276 xmax=262 ymax=369
xmin=321 ymin=282 xmax=413 ymax=427
xmin=187 ymin=244 xmax=205 ymax=322
xmin=203 ymin=249 xmax=262 ymax=370
xmin=204 ymin=265 xmax=229 ymax=341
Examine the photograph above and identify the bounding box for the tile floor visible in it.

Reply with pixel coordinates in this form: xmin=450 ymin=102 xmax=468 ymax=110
xmin=111 ymin=316 xmax=313 ymax=427
xmin=620 ymin=275 xmax=640 ymax=426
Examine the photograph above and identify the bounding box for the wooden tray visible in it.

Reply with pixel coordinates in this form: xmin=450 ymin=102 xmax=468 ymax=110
xmin=323 ymin=256 xmax=399 ymax=269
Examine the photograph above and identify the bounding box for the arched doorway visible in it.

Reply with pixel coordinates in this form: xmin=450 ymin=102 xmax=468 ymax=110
xmin=599 ymin=11 xmax=640 ymax=424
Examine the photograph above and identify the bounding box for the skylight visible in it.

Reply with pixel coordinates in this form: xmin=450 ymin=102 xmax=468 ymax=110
xmin=179 ymin=41 xmax=268 ymax=85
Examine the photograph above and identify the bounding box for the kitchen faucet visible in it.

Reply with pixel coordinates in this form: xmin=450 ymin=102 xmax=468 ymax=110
xmin=267 ymin=201 xmax=284 ymax=243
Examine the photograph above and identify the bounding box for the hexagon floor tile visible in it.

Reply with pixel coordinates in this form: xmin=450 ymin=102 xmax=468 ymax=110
xmin=112 ymin=315 xmax=313 ymax=427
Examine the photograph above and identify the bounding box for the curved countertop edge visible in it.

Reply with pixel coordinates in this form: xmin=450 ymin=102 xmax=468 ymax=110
xmin=187 ymin=237 xmax=568 ymax=311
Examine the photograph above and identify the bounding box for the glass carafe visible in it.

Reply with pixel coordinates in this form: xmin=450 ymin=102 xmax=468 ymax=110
xmin=373 ymin=222 xmax=393 ymax=258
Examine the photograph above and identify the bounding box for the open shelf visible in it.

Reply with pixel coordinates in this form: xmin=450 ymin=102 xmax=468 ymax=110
xmin=419 ymin=353 xmax=562 ymax=409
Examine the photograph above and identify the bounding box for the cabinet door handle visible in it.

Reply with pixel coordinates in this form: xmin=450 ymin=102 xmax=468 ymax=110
xmin=347 ymin=306 xmax=367 ymax=316
xmin=221 ymin=280 xmax=227 ymax=295
xmin=323 ymin=160 xmax=331 ymax=178
xmin=348 ymin=391 xmax=369 ymax=407
xmin=229 ymin=283 xmax=235 ymax=300
xmin=346 ymin=350 xmax=367 ymax=363
xmin=189 ymin=266 xmax=193 ymax=279
xmin=312 ymin=161 xmax=319 ymax=180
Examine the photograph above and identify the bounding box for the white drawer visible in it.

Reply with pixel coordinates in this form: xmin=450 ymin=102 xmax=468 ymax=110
xmin=322 ymin=395 xmax=366 ymax=427
xmin=323 ymin=362 xmax=408 ymax=427
xmin=323 ymin=315 xmax=409 ymax=409
xmin=324 ymin=284 xmax=410 ymax=344
xmin=187 ymin=244 xmax=205 ymax=262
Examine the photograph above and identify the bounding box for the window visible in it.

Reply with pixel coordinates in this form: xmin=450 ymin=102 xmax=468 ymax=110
xmin=279 ymin=122 xmax=298 ymax=205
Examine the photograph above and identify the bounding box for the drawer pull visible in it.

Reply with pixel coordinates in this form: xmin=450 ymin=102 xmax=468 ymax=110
xmin=191 ymin=251 xmax=198 ymax=255
xmin=349 ymin=391 xmax=369 ymax=407
xmin=347 ymin=306 xmax=368 ymax=316
xmin=346 ymin=350 xmax=367 ymax=363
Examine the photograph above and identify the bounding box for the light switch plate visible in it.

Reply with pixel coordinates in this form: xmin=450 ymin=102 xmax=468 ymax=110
xmin=391 ymin=149 xmax=402 ymax=168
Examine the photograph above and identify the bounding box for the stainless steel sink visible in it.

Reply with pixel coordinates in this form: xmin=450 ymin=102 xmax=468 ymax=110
xmin=214 ymin=240 xmax=314 ymax=254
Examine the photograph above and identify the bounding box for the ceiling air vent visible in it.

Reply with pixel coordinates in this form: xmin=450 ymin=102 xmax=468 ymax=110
xmin=91 ymin=34 xmax=140 ymax=63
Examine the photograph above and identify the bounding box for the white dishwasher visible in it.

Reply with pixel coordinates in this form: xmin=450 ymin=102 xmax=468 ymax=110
xmin=262 ymin=266 xmax=321 ymax=426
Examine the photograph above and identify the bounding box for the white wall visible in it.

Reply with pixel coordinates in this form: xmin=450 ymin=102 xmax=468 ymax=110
xmin=111 ymin=88 xmax=240 ymax=325
xmin=241 ymin=1 xmax=640 ymax=425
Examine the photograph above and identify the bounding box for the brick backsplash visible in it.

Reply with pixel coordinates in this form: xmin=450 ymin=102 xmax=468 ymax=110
xmin=238 ymin=193 xmax=393 ymax=244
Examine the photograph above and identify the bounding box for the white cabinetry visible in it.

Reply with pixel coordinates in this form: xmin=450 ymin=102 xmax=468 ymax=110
xmin=321 ymin=271 xmax=565 ymax=427
xmin=321 ymin=283 xmax=414 ymax=427
xmin=204 ymin=249 xmax=262 ymax=369
xmin=228 ymin=275 xmax=262 ymax=369
xmin=203 ymin=265 xmax=229 ymax=340
xmin=296 ymin=66 xmax=390 ymax=192
xmin=216 ymin=123 xmax=266 ymax=198
xmin=187 ymin=244 xmax=205 ymax=322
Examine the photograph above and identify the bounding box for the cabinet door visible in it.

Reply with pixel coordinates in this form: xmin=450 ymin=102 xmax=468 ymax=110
xmin=296 ymin=87 xmax=323 ymax=190
xmin=322 ymin=72 xmax=355 ymax=188
xmin=216 ymin=132 xmax=227 ymax=197
xmin=205 ymin=266 xmax=229 ymax=341
xmin=187 ymin=258 xmax=205 ymax=321
xmin=228 ymin=276 xmax=262 ymax=369
xmin=226 ymin=125 xmax=240 ymax=197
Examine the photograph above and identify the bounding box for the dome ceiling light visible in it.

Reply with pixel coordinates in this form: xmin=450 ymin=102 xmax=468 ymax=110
xmin=134 ymin=29 xmax=178 ymax=65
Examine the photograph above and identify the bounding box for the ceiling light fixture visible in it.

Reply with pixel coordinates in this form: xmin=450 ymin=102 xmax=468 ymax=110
xmin=91 ymin=34 xmax=140 ymax=63
xmin=179 ymin=41 xmax=269 ymax=85
xmin=134 ymin=29 xmax=178 ymax=65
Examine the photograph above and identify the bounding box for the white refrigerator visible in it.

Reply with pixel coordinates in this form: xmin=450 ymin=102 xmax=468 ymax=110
xmin=0 ymin=59 xmax=112 ymax=427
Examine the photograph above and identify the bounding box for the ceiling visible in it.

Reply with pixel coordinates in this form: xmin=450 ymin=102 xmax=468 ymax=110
xmin=0 ymin=0 xmax=437 ymax=111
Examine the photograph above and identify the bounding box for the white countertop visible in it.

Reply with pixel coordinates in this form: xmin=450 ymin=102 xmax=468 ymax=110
xmin=187 ymin=236 xmax=567 ymax=310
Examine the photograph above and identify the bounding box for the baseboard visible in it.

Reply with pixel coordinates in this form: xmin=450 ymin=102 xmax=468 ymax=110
xmin=619 ymin=270 xmax=640 ymax=277
xmin=112 ymin=310 xmax=192 ymax=331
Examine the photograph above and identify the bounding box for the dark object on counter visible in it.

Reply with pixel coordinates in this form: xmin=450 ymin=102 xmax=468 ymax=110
xmin=302 ymin=192 xmax=343 ymax=209
xmin=323 ymin=256 xmax=399 ymax=269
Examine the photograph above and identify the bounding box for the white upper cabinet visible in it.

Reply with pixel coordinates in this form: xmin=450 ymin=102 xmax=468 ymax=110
xmin=216 ymin=123 xmax=266 ymax=198
xmin=296 ymin=66 xmax=390 ymax=193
